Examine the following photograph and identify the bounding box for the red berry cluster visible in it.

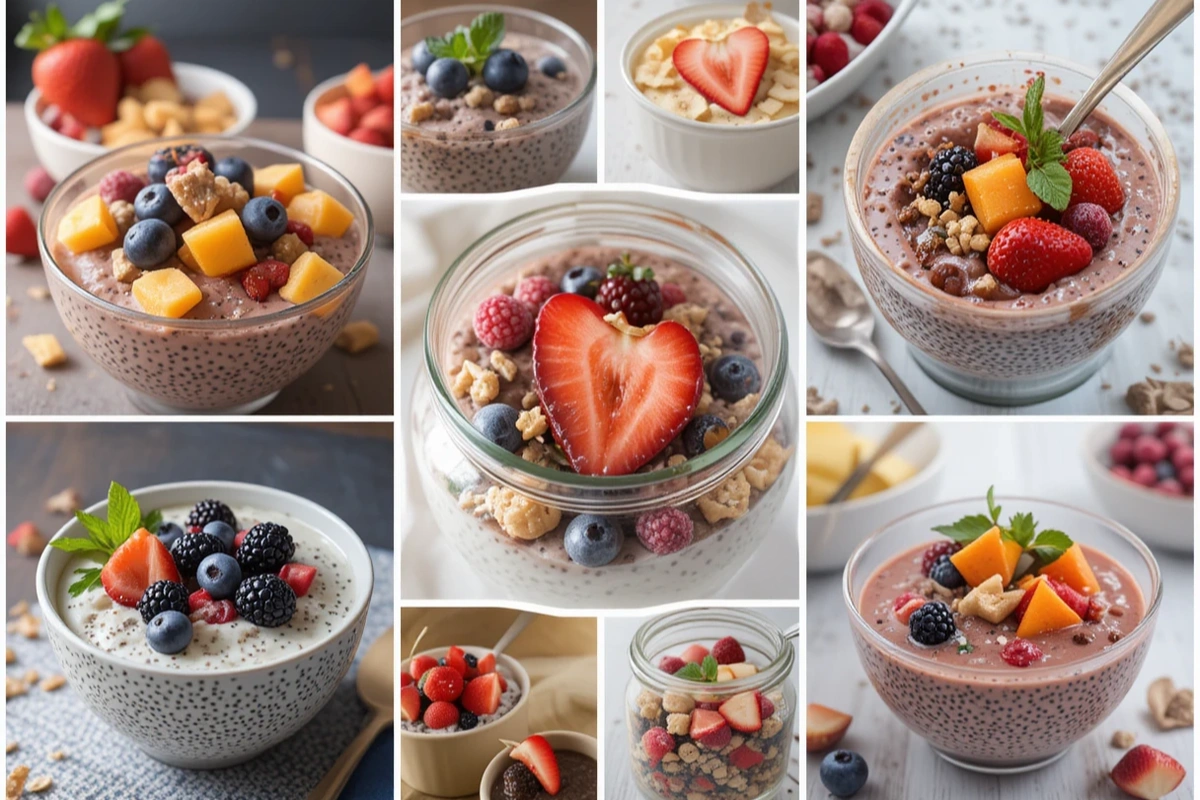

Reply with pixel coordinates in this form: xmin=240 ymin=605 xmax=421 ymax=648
xmin=1108 ymin=422 xmax=1193 ymax=496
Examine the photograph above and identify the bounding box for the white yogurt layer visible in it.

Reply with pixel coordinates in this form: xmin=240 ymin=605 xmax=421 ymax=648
xmin=55 ymin=504 xmax=355 ymax=671
xmin=399 ymin=667 xmax=522 ymax=734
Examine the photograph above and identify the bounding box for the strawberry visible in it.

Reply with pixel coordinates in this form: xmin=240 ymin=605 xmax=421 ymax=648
xmin=692 ymin=777 xmax=715 ymax=791
xmin=977 ymin=118 xmax=1029 ymax=165
xmin=191 ymin=599 xmax=236 ymax=624
xmin=422 ymin=666 xmax=464 ymax=703
xmin=359 ymin=105 xmax=394 ymax=138
xmin=1064 ymin=147 xmax=1125 ymax=213
xmin=444 ymin=645 xmax=468 ymax=677
xmin=718 ymin=690 xmax=762 ymax=733
xmin=257 ymin=258 xmax=291 ymax=289
xmin=57 ymin=113 xmax=87 ymax=141
xmin=461 ymin=672 xmax=502 ymax=715
xmin=1111 ymin=744 xmax=1186 ymax=799
xmin=1046 ymin=578 xmax=1090 ymax=619
xmin=658 ymin=655 xmax=686 ymax=674
xmin=640 ymin=728 xmax=675 ymax=769
xmin=423 ymin=700 xmax=459 ymax=729
xmin=117 ymin=35 xmax=174 ymax=88
xmin=696 ymin=724 xmax=731 ymax=750
xmin=894 ymin=595 xmax=926 ymax=624
xmin=188 ymin=589 xmax=213 ymax=614
xmin=285 ymin=220 xmax=314 ymax=247
xmin=25 ymin=32 xmax=120 ymax=127
xmin=671 ymin=25 xmax=769 ymax=117
xmin=316 ymin=97 xmax=357 ymax=137
xmin=987 ymin=218 xmax=1094 ymax=294
xmin=24 ymin=168 xmax=56 ymax=204
xmin=348 ymin=127 xmax=388 ymax=147
xmin=279 ymin=563 xmax=317 ymax=597
xmin=350 ymin=93 xmax=380 ymax=118
xmin=476 ymin=652 xmax=497 ymax=675
xmin=806 ymin=703 xmax=852 ymax=752
xmin=690 ymin=709 xmax=727 ymax=739
xmin=400 ymin=685 xmax=421 ymax=722
xmin=1013 ymin=578 xmax=1043 ymax=623
xmin=7 ymin=522 xmax=39 ymax=548
xmin=756 ymin=692 xmax=775 ymax=719
xmin=680 ymin=643 xmax=710 ymax=664
xmin=400 ymin=673 xmax=413 ymax=688
xmin=710 ymin=636 xmax=745 ymax=665
xmin=728 ymin=745 xmax=765 ymax=770
xmin=409 ymin=654 xmax=438 ymax=681
xmin=532 ymin=293 xmax=703 ymax=476
xmin=511 ymin=735 xmax=561 ymax=794
xmin=100 ymin=529 xmax=182 ymax=607
xmin=6 ymin=208 xmax=39 ymax=259
xmin=375 ymin=64 xmax=394 ymax=105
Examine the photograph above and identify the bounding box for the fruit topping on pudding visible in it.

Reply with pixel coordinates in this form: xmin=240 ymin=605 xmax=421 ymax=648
xmin=1105 ymin=422 xmax=1194 ymax=497
xmin=1110 ymin=744 xmax=1187 ymax=800
xmin=314 ymin=63 xmax=395 ymax=148
xmin=400 ymin=636 xmax=520 ymax=734
xmin=806 ymin=421 xmax=917 ymax=506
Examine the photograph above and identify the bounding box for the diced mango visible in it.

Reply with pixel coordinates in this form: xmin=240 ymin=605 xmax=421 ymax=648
xmin=181 ymin=210 xmax=256 ymax=277
xmin=131 ymin=268 xmax=202 ymax=319
xmin=1016 ymin=573 xmax=1040 ymax=591
xmin=344 ymin=63 xmax=376 ymax=98
xmin=57 ymin=195 xmax=118 ymax=254
xmin=1038 ymin=543 xmax=1101 ymax=596
xmin=727 ymin=662 xmax=758 ymax=679
xmin=287 ymin=190 xmax=354 ymax=238
xmin=808 ymin=423 xmax=855 ymax=481
xmin=949 ymin=527 xmax=1024 ymax=588
xmin=961 ymin=153 xmax=1043 ymax=235
xmin=806 ymin=423 xmax=918 ymax=506
xmin=176 ymin=242 xmax=198 ymax=271
xmin=806 ymin=472 xmax=839 ymax=507
xmin=253 ymin=163 xmax=305 ymax=203
xmin=1015 ymin=579 xmax=1082 ymax=638
xmin=849 ymin=436 xmax=919 ymax=500
xmin=279 ymin=251 xmax=345 ymax=316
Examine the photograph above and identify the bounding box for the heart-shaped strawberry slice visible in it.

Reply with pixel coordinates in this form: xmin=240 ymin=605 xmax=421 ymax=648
xmin=532 ymin=294 xmax=703 ymax=476
xmin=672 ymin=26 xmax=770 ymax=117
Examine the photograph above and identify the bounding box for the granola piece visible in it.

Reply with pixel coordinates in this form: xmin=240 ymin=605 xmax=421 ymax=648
xmin=409 ymin=101 xmax=435 ymax=123
xmin=516 ymin=407 xmax=548 ymax=440
xmin=496 ymin=118 xmax=520 ymax=131
xmin=806 ymin=386 xmax=838 ymax=415
xmin=678 ymin=742 xmax=700 ymax=764
xmin=520 ymin=440 xmax=556 ymax=468
xmin=26 ymin=776 xmax=52 ymax=793
xmin=2 ymin=744 xmax=13 ymax=754
xmin=521 ymin=391 xmax=539 ymax=410
xmin=726 ymin=393 xmax=760 ymax=426
xmin=1126 ymin=378 xmax=1193 ymax=415
xmin=697 ymin=470 xmax=751 ymax=523
xmin=46 ymin=752 xmax=64 ymax=762
xmin=519 ymin=95 xmax=538 ymax=112
xmin=108 ymin=199 xmax=136 ymax=236
xmin=667 ymin=713 xmax=691 ymax=736
xmin=166 ymin=160 xmax=221 ymax=223
xmin=464 ymin=85 xmax=495 ymax=108
xmin=489 ymin=350 xmax=518 ymax=381
xmin=696 ymin=381 xmax=713 ymax=415
xmin=39 ymin=675 xmax=66 ymax=692
xmin=271 ymin=232 xmax=308 ymax=265
xmin=663 ymin=303 xmax=708 ymax=338
xmin=806 ymin=192 xmax=823 ymax=224
xmin=485 ymin=487 xmax=560 ymax=540
xmin=640 ymin=699 xmax=662 ymax=720
xmin=13 ymin=614 xmax=39 ymax=639
xmin=214 ymin=175 xmax=250 ymax=214
xmin=7 ymin=765 xmax=29 ymax=800
xmin=4 ymin=648 xmax=12 ymax=665
xmin=1111 ymin=730 xmax=1136 ymax=749
xmin=662 ymin=691 xmax=695 ymax=714
xmin=9 ymin=602 xmax=28 ymax=618
xmin=604 ymin=311 xmax=657 ymax=337
xmin=22 ymin=335 xmax=66 ymax=369
xmin=1180 ymin=342 xmax=1194 ymax=369
xmin=5 ymin=676 xmax=26 ymax=700
xmin=334 ymin=320 xmax=380 ymax=354
xmin=494 ymin=94 xmax=521 ymax=115
xmin=470 ymin=369 xmax=500 ymax=405
xmin=44 ymin=488 xmax=81 ymax=515
xmin=743 ymin=437 xmax=793 ymax=491
xmin=760 ymin=716 xmax=783 ymax=737
xmin=110 ymin=248 xmax=141 ymax=283
xmin=1148 ymin=677 xmax=1193 ymax=730
xmin=9 ymin=523 xmax=45 ymax=557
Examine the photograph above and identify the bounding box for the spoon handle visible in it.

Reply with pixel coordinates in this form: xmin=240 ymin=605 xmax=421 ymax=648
xmin=1059 ymin=0 xmax=1193 ymax=137
xmin=856 ymin=341 xmax=927 ymax=415
xmin=493 ymin=610 xmax=535 ymax=658
xmin=306 ymin=710 xmax=392 ymax=800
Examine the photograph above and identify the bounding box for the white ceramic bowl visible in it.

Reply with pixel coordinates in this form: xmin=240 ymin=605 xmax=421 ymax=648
xmin=1082 ymin=424 xmax=1193 ymax=553
xmin=479 ymin=730 xmax=598 ymax=799
xmin=34 ymin=481 xmax=373 ymax=769
xmin=303 ymin=70 xmax=394 ymax=238
xmin=806 ymin=422 xmax=945 ymax=572
xmin=620 ymin=3 xmax=800 ymax=192
xmin=25 ymin=62 xmax=257 ymax=181
xmin=805 ymin=0 xmax=918 ymax=121
xmin=400 ymin=647 xmax=532 ymax=796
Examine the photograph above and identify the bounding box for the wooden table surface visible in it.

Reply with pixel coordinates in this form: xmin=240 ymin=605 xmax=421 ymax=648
xmin=5 ymin=107 xmax=395 ymax=415
xmin=805 ymin=423 xmax=1195 ymax=799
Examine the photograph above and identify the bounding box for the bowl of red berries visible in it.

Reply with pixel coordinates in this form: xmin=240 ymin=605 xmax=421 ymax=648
xmin=1083 ymin=422 xmax=1193 ymax=553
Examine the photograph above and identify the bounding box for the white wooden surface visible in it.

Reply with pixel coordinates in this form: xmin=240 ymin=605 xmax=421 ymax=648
xmin=606 ymin=610 xmax=803 ymax=800
xmin=805 ymin=422 xmax=1195 ymax=799
xmin=603 ymin=0 xmax=801 ymax=192
xmin=806 ymin=0 xmax=1195 ymax=415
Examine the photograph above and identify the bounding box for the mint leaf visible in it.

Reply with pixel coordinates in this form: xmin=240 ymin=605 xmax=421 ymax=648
xmin=986 ymin=486 xmax=1001 ymax=524
xmin=53 ymin=481 xmax=153 ymax=595
xmin=932 ymin=514 xmax=995 ymax=543
xmin=673 ymin=663 xmax=704 ymax=681
xmin=1029 ymin=529 xmax=1072 ymax=565
xmin=992 ymin=76 xmax=1073 ymax=209
xmin=141 ymin=509 xmax=162 ymax=533
xmin=1027 ymin=161 xmax=1072 ymax=212
xmin=1006 ymin=512 xmax=1036 ymax=548
xmin=701 ymin=655 xmax=718 ymax=682
xmin=1023 ymin=76 xmax=1045 ymax=143
xmin=468 ymin=12 xmax=504 ymax=57
xmin=991 ymin=112 xmax=1025 ymax=138
xmin=73 ymin=510 xmax=112 ymax=548
xmin=48 ymin=537 xmax=107 ymax=553
xmin=107 ymin=481 xmax=142 ymax=544
xmin=958 ymin=642 xmax=974 ymax=654
xmin=68 ymin=567 xmax=102 ymax=597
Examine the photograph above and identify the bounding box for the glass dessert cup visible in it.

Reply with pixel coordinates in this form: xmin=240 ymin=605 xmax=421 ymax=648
xmin=843 ymin=497 xmax=1162 ymax=774
xmin=409 ymin=201 xmax=796 ymax=607
xmin=623 ymin=608 xmax=798 ymax=800
xmin=399 ymin=5 xmax=597 ymax=194
xmin=38 ymin=134 xmax=374 ymax=414
xmin=843 ymin=52 xmax=1179 ymax=406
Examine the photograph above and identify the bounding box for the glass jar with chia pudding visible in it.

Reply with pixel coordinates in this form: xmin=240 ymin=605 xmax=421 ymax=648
xmin=400 ymin=6 xmax=596 ymax=193
xmin=844 ymin=53 xmax=1179 ymax=406
xmin=409 ymin=202 xmax=796 ymax=607
xmin=623 ymin=608 xmax=798 ymax=800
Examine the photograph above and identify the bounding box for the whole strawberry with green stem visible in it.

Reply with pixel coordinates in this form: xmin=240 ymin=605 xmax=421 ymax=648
xmin=595 ymin=253 xmax=663 ymax=327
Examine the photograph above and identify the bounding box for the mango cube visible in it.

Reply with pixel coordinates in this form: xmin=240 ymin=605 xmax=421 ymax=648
xmin=132 ymin=268 xmax=202 ymax=318
xmin=176 ymin=241 xmax=198 ymax=271
xmin=181 ymin=210 xmax=256 ymax=277
xmin=287 ymin=190 xmax=354 ymax=238
xmin=57 ymin=195 xmax=118 ymax=254
xmin=961 ymin=153 xmax=1043 ymax=235
xmin=279 ymin=251 xmax=345 ymax=316
xmin=1038 ymin=543 xmax=1101 ymax=596
xmin=344 ymin=63 xmax=377 ymax=98
xmin=949 ymin=526 xmax=1024 ymax=587
xmin=806 ymin=422 xmax=918 ymax=506
xmin=1015 ymin=579 xmax=1082 ymax=638
xmin=254 ymin=163 xmax=305 ymax=203
xmin=727 ymin=663 xmax=758 ymax=679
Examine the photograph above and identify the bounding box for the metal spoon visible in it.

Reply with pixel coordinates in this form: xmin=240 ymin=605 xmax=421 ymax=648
xmin=493 ymin=611 xmax=535 ymax=658
xmin=806 ymin=251 xmax=926 ymax=414
xmin=1059 ymin=0 xmax=1193 ymax=137
xmin=827 ymin=422 xmax=921 ymax=504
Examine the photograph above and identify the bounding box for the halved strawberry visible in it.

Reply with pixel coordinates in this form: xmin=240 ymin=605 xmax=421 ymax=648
xmin=400 ymin=684 xmax=421 ymax=722
xmin=671 ymin=26 xmax=770 ymax=117
xmin=477 ymin=652 xmax=496 ymax=675
xmin=100 ymin=528 xmax=182 ymax=607
xmin=461 ymin=672 xmax=502 ymax=715
xmin=690 ymin=708 xmax=727 ymax=739
xmin=409 ymin=654 xmax=438 ymax=682
xmin=974 ymin=121 xmax=1027 ymax=165
xmin=1046 ymin=578 xmax=1090 ymax=619
xmin=806 ymin=703 xmax=852 ymax=752
xmin=510 ymin=734 xmax=561 ymax=795
xmin=445 ymin=645 xmax=468 ymax=677
xmin=279 ymin=563 xmax=317 ymax=597
xmin=982 ymin=117 xmax=1029 ymax=164
xmin=192 ymin=599 xmax=237 ymax=624
xmin=1111 ymin=744 xmax=1186 ymax=799
xmin=718 ymin=690 xmax=762 ymax=733
xmin=728 ymin=745 xmax=765 ymax=770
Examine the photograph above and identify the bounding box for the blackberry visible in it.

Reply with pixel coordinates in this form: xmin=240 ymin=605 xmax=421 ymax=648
xmin=464 ymin=653 xmax=478 ymax=669
xmin=458 ymin=710 xmax=479 ymax=730
xmin=921 ymin=146 xmax=977 ymax=208
xmin=235 ymin=522 xmax=295 ymax=575
xmin=185 ymin=499 xmax=238 ymax=532
xmin=909 ymin=601 xmax=956 ymax=646
xmin=502 ymin=763 xmax=541 ymax=800
xmin=136 ymin=580 xmax=189 ymax=624
xmin=170 ymin=533 xmax=227 ymax=579
xmin=595 ymin=253 xmax=663 ymax=326
xmin=928 ymin=555 xmax=965 ymax=589
xmin=234 ymin=574 xmax=297 ymax=627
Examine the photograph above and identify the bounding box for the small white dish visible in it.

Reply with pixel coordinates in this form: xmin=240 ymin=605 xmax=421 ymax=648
xmin=479 ymin=730 xmax=598 ymax=799
xmin=25 ymin=62 xmax=257 ymax=181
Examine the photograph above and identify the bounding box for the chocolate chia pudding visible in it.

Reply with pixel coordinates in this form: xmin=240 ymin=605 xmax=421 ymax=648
xmin=400 ymin=9 xmax=594 ymax=193
xmin=490 ymin=750 xmax=596 ymax=800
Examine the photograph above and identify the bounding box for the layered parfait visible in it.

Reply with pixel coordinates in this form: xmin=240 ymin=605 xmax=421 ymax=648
xmin=401 ymin=642 xmax=521 ymax=734
xmin=490 ymin=734 xmax=597 ymax=800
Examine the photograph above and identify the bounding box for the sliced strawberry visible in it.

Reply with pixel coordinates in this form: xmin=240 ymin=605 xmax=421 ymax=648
xmin=984 ymin=117 xmax=1029 ymax=164
xmin=316 ymin=96 xmax=357 ymax=137
xmin=188 ymin=589 xmax=213 ymax=613
xmin=445 ymin=645 xmax=468 ymax=677
xmin=696 ymin=724 xmax=731 ymax=750
xmin=7 ymin=522 xmax=37 ymax=547
xmin=1046 ymin=578 xmax=1090 ymax=619
xmin=409 ymin=654 xmax=438 ymax=681
xmin=975 ymin=121 xmax=1027 ymax=165
xmin=510 ymin=734 xmax=561 ymax=795
xmin=690 ymin=708 xmax=727 ymax=739
xmin=756 ymin=692 xmax=775 ymax=718
xmin=191 ymin=599 xmax=237 ymax=624
xmin=477 ymin=652 xmax=496 ymax=675
xmin=400 ymin=684 xmax=421 ymax=722
xmin=279 ymin=563 xmax=317 ymax=597
xmin=718 ymin=690 xmax=762 ymax=733
xmin=671 ymin=26 xmax=770 ymax=117
xmin=806 ymin=703 xmax=852 ymax=752
xmin=100 ymin=528 xmax=182 ymax=607
xmin=533 ymin=294 xmax=703 ymax=475
xmin=728 ymin=745 xmax=765 ymax=770
xmin=461 ymin=672 xmax=502 ymax=715
xmin=1111 ymin=744 xmax=1186 ymax=799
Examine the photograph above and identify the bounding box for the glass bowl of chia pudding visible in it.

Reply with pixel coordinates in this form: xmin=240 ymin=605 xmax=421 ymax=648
xmin=844 ymin=52 xmax=1179 ymax=406
xmin=844 ymin=496 xmax=1162 ymax=773
xmin=38 ymin=134 xmax=373 ymax=414
xmin=400 ymin=5 xmax=597 ymax=193
xmin=409 ymin=201 xmax=796 ymax=607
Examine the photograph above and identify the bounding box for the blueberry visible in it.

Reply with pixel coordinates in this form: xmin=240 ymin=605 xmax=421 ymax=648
xmin=1156 ymin=460 xmax=1175 ymax=480
xmin=202 ymin=520 xmax=237 ymax=553
xmin=482 ymin=49 xmax=529 ymax=94
xmin=538 ymin=55 xmax=566 ymax=78
xmin=146 ymin=610 xmax=192 ymax=655
xmin=240 ymin=196 xmax=288 ymax=244
xmin=426 ymin=58 xmax=469 ymax=98
xmin=560 ymin=266 xmax=603 ymax=298
xmin=709 ymin=355 xmax=762 ymax=402
xmin=196 ymin=553 xmax=242 ymax=600
xmin=820 ymin=750 xmax=868 ymax=798
xmin=411 ymin=40 xmax=437 ymax=75
xmin=438 ymin=657 xmax=448 ymax=666
xmin=683 ymin=415 xmax=730 ymax=458
xmin=214 ymin=156 xmax=253 ymax=193
xmin=563 ymin=514 xmax=623 ymax=567
xmin=474 ymin=404 xmax=522 ymax=452
xmin=928 ymin=555 xmax=964 ymax=589
xmin=464 ymin=653 xmax=478 ymax=669
xmin=156 ymin=522 xmax=185 ymax=551
xmin=123 ymin=219 xmax=176 ymax=268
xmin=133 ymin=183 xmax=184 ymax=226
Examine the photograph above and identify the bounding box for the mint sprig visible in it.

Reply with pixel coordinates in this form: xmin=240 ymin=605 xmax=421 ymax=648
xmin=424 ymin=12 xmax=505 ymax=75
xmin=15 ymin=0 xmax=149 ymax=54
xmin=931 ymin=485 xmax=1074 ymax=568
xmin=991 ymin=76 xmax=1072 ymax=211
xmin=48 ymin=481 xmax=158 ymax=596
xmin=673 ymin=655 xmax=720 ymax=683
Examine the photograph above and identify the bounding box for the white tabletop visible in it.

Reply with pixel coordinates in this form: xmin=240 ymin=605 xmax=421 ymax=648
xmin=398 ymin=187 xmax=800 ymax=601
xmin=806 ymin=0 xmax=1195 ymax=415
xmin=805 ymin=422 xmax=1195 ymax=798
xmin=605 ymin=608 xmax=802 ymax=799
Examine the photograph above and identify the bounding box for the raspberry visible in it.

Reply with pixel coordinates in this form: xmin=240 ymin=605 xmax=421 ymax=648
xmin=241 ymin=266 xmax=272 ymax=302
xmin=757 ymin=692 xmax=774 ymax=718
xmin=473 ymin=294 xmax=534 ymax=350
xmin=256 ymin=258 xmax=291 ymax=289
xmin=661 ymin=282 xmax=686 ymax=309
xmin=286 ymin=219 xmax=314 ymax=246
xmin=641 ymin=727 xmax=675 ymax=767
xmin=1000 ymin=638 xmax=1044 ymax=668
xmin=811 ymin=32 xmax=849 ymax=78
xmin=658 ymin=655 xmax=685 ymax=674
xmin=1061 ymin=202 xmax=1113 ymax=252
xmin=423 ymin=700 xmax=460 ymax=729
xmin=513 ymin=275 xmax=558 ymax=311
xmin=191 ymin=599 xmax=237 ymax=624
xmin=697 ymin=725 xmax=731 ymax=750
xmin=711 ymin=636 xmax=745 ymax=665
xmin=892 ymin=591 xmax=926 ymax=624
xmin=595 ymin=254 xmax=663 ymax=326
xmin=920 ymin=540 xmax=962 ymax=576
xmin=98 ymin=170 xmax=145 ymax=205
xmin=635 ymin=508 xmax=694 ymax=555
xmin=188 ymin=589 xmax=213 ymax=613
xmin=24 ymin=167 xmax=56 ymax=203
